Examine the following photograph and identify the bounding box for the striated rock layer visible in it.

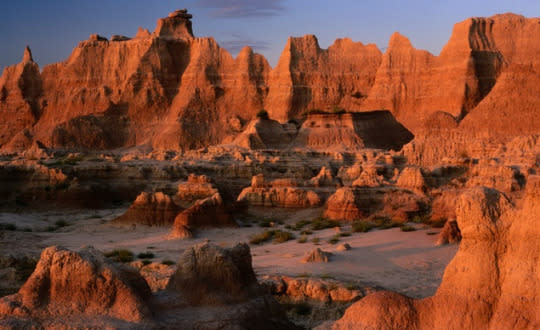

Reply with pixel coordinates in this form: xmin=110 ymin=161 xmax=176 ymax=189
xmin=0 ymin=12 xmax=537 ymax=151
xmin=332 ymin=177 xmax=540 ymax=329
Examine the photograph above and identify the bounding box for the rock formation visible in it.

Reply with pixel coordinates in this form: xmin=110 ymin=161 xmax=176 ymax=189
xmin=302 ymin=248 xmax=332 ymax=263
xmin=436 ymin=220 xmax=461 ymax=245
xmin=170 ymin=193 xmax=235 ymax=238
xmin=113 ymin=191 xmax=182 ymax=226
xmin=0 ymin=243 xmax=298 ymax=329
xmin=230 ymin=117 xmax=294 ymax=149
xmin=0 ymin=246 xmax=153 ymax=328
xmin=332 ymin=177 xmax=540 ymax=329
xmin=237 ymin=175 xmax=321 ymax=208
xmin=294 ymin=111 xmax=413 ymax=151
xmin=175 ymin=174 xmax=218 ymax=204
xmin=1 ymin=11 xmax=536 ymax=152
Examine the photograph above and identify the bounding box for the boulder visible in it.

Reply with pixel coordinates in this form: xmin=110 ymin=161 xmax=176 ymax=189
xmin=436 ymin=220 xmax=462 ymax=245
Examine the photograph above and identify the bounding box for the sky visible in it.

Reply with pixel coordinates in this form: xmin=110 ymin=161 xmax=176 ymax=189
xmin=0 ymin=0 xmax=539 ymax=72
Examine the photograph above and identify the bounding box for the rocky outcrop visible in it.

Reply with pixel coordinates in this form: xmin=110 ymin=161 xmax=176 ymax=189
xmin=0 ymin=246 xmax=153 ymax=328
xmin=175 ymin=174 xmax=218 ymax=204
xmin=1 ymin=13 xmax=537 ymax=151
xmin=0 ymin=244 xmax=298 ymax=329
xmin=396 ymin=167 xmax=427 ymax=193
xmin=265 ymin=35 xmax=382 ymax=121
xmin=302 ymin=248 xmax=332 ymax=263
xmin=308 ymin=166 xmax=340 ymax=187
xmin=0 ymin=47 xmax=41 ymax=148
xmin=230 ymin=117 xmax=293 ymax=149
xmin=237 ymin=175 xmax=321 ymax=208
xmin=332 ymin=177 xmax=540 ymax=329
xmin=294 ymin=111 xmax=413 ymax=151
xmin=113 ymin=191 xmax=181 ymax=226
xmin=157 ymin=243 xmax=298 ymax=329
xmin=170 ymin=193 xmax=235 ymax=238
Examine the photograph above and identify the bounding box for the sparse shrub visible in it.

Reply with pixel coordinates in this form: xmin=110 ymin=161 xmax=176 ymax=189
xmin=249 ymin=230 xmax=274 ymax=245
xmin=297 ymin=272 xmax=311 ymax=278
xmin=328 ymin=234 xmax=340 ymax=245
xmin=141 ymin=260 xmax=152 ymax=266
xmin=293 ymin=219 xmax=311 ymax=231
xmin=401 ymin=225 xmax=416 ymax=232
xmin=426 ymin=231 xmax=438 ymax=236
xmin=256 ymin=109 xmax=269 ymax=120
xmin=250 ymin=229 xmax=295 ymax=244
xmin=339 ymin=231 xmax=351 ymax=237
xmin=312 ymin=237 xmax=320 ymax=245
xmin=310 ymin=217 xmax=340 ymax=230
xmin=297 ymin=235 xmax=308 ymax=243
xmin=258 ymin=218 xmax=273 ymax=228
xmin=300 ymin=229 xmax=313 ymax=235
xmin=372 ymin=216 xmax=401 ymax=230
xmin=45 ymin=226 xmax=57 ymax=232
xmin=161 ymin=259 xmax=176 ymax=266
xmin=273 ymin=230 xmax=295 ymax=243
xmin=320 ymin=273 xmax=335 ymax=280
xmin=352 ymin=221 xmax=374 ymax=233
xmin=137 ymin=252 xmax=155 ymax=259
xmin=105 ymin=249 xmax=134 ymax=263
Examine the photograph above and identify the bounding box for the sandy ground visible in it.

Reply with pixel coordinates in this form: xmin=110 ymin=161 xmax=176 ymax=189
xmin=0 ymin=207 xmax=458 ymax=298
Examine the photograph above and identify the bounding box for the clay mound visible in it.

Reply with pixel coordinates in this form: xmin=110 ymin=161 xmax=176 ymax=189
xmin=324 ymin=187 xmax=367 ymax=221
xmin=170 ymin=193 xmax=236 ymax=238
xmin=176 ymin=174 xmax=219 ymax=204
xmin=113 ymin=191 xmax=181 ymax=226
xmin=302 ymin=248 xmax=332 ymax=263
xmin=352 ymin=165 xmax=384 ymax=187
xmin=294 ymin=111 xmax=413 ymax=151
xmin=166 ymin=243 xmax=260 ymax=305
xmin=333 ymin=177 xmax=540 ymax=329
xmin=230 ymin=117 xmax=293 ymax=149
xmin=396 ymin=166 xmax=427 ymax=192
xmin=436 ymin=220 xmax=461 ymax=245
xmin=0 ymin=246 xmax=152 ymax=327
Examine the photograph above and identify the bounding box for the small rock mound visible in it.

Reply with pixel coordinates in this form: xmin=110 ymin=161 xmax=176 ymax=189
xmin=176 ymin=174 xmax=219 ymax=204
xmin=302 ymin=248 xmax=332 ymax=263
xmin=0 ymin=246 xmax=152 ymax=327
xmin=336 ymin=243 xmax=351 ymax=251
xmin=113 ymin=191 xmax=181 ymax=226
xmin=396 ymin=166 xmax=427 ymax=192
xmin=436 ymin=220 xmax=462 ymax=245
xmin=170 ymin=193 xmax=236 ymax=238
xmin=166 ymin=243 xmax=260 ymax=305
xmin=237 ymin=175 xmax=321 ymax=208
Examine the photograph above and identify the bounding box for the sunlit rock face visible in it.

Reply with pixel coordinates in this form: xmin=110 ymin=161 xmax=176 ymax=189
xmin=332 ymin=177 xmax=540 ymax=329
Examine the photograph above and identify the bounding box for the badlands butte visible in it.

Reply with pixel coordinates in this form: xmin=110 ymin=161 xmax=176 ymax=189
xmin=0 ymin=8 xmax=539 ymax=330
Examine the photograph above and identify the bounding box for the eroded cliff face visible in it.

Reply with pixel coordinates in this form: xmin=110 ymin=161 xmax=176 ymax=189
xmin=0 ymin=11 xmax=537 ymax=152
xmin=332 ymin=177 xmax=540 ymax=329
xmin=265 ymin=35 xmax=382 ymax=121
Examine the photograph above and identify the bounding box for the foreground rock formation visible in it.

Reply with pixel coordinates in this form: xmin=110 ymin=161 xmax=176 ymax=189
xmin=0 ymin=11 xmax=537 ymax=152
xmin=332 ymin=177 xmax=540 ymax=329
xmin=0 ymin=243 xmax=298 ymax=329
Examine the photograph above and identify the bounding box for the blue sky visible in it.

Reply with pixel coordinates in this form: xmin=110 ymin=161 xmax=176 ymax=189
xmin=0 ymin=0 xmax=538 ymax=72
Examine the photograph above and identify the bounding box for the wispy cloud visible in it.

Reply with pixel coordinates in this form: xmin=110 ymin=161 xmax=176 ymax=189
xmin=196 ymin=0 xmax=286 ymax=18
xmin=220 ymin=33 xmax=271 ymax=54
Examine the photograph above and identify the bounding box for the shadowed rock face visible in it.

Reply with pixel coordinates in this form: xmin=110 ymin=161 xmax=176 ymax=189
xmin=112 ymin=192 xmax=182 ymax=227
xmin=332 ymin=177 xmax=540 ymax=329
xmin=0 ymin=12 xmax=536 ymax=151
